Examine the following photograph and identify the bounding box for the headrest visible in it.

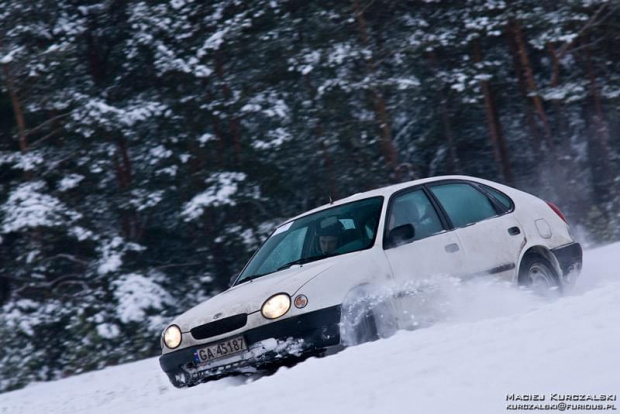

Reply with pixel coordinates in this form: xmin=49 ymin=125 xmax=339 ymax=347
xmin=317 ymin=218 xmax=344 ymax=236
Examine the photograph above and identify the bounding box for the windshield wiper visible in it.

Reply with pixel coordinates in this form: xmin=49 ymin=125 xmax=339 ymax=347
xmin=234 ymin=273 xmax=268 ymax=285
xmin=276 ymin=254 xmax=330 ymax=271
xmin=235 ymin=254 xmax=332 ymax=286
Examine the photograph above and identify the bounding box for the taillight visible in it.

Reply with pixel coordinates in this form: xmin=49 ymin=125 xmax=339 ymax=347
xmin=546 ymin=201 xmax=567 ymax=224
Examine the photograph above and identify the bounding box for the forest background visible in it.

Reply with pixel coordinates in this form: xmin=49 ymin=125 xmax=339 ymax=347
xmin=0 ymin=0 xmax=618 ymax=392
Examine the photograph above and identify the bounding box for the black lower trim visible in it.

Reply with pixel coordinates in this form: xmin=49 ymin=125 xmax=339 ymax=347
xmin=487 ymin=263 xmax=516 ymax=275
xmin=190 ymin=313 xmax=247 ymax=340
xmin=159 ymin=305 xmax=342 ymax=386
xmin=244 ymin=305 xmax=341 ymax=345
xmin=551 ymin=242 xmax=583 ymax=276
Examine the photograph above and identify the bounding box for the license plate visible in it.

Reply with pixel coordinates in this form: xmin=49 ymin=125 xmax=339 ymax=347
xmin=193 ymin=336 xmax=247 ymax=364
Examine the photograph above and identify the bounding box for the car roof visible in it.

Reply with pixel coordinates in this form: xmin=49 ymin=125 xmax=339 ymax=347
xmin=284 ymin=175 xmax=498 ymax=224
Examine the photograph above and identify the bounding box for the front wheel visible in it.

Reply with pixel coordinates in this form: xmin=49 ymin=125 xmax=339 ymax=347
xmin=340 ymin=286 xmax=399 ymax=346
xmin=352 ymin=310 xmax=379 ymax=345
xmin=340 ymin=298 xmax=380 ymax=347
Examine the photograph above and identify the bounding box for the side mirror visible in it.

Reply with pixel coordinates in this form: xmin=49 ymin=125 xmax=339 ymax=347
xmin=387 ymin=224 xmax=415 ymax=248
xmin=229 ymin=273 xmax=239 ymax=288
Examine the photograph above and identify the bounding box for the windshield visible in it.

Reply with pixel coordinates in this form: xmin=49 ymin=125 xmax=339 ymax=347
xmin=236 ymin=197 xmax=384 ymax=284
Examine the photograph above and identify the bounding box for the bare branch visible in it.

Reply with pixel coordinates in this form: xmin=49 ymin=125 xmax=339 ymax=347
xmin=28 ymin=127 xmax=63 ymax=149
xmin=42 ymin=254 xmax=90 ymax=266
xmin=7 ymin=273 xmax=91 ymax=298
xmin=0 ymin=274 xmax=35 ymax=284
xmin=24 ymin=113 xmax=70 ymax=138
xmin=556 ymin=4 xmax=617 ymax=59
xmin=51 ymin=279 xmax=90 ymax=293
xmin=152 ymin=262 xmax=203 ymax=271
xmin=566 ymin=36 xmax=606 ymax=55
xmin=354 ymin=0 xmax=377 ymax=17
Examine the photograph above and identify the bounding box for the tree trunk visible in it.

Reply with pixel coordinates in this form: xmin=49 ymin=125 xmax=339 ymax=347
xmin=371 ymin=92 xmax=399 ymax=173
xmin=114 ymin=136 xmax=133 ymax=189
xmin=214 ymin=50 xmax=242 ymax=165
xmin=351 ymin=0 xmax=400 ymax=179
xmin=85 ymin=24 xmax=144 ymax=241
xmin=439 ymin=106 xmax=460 ymax=174
xmin=296 ymin=23 xmax=341 ymax=201
xmin=546 ymin=43 xmax=568 ymax=143
xmin=509 ymin=19 xmax=555 ymax=152
xmin=427 ymin=51 xmax=461 ymax=174
xmin=112 ymin=136 xmax=144 ymax=241
xmin=2 ymin=64 xmax=28 ymax=154
xmin=0 ymin=277 xmax=9 ymax=306
xmin=506 ymin=28 xmax=542 ymax=151
xmin=210 ymin=105 xmax=226 ymax=169
xmin=84 ymin=30 xmax=107 ymax=87
xmin=583 ymin=39 xmax=612 ymax=204
xmin=472 ymin=39 xmax=514 ymax=185
xmin=315 ymin=122 xmax=339 ymax=201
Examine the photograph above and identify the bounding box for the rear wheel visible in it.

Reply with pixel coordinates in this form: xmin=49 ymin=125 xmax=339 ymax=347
xmin=518 ymin=254 xmax=561 ymax=296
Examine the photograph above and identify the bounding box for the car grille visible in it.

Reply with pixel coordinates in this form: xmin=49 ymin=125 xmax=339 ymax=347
xmin=190 ymin=314 xmax=248 ymax=340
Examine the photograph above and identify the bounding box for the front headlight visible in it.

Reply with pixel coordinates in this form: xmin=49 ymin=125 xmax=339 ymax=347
xmin=261 ymin=293 xmax=291 ymax=319
xmin=163 ymin=324 xmax=182 ymax=349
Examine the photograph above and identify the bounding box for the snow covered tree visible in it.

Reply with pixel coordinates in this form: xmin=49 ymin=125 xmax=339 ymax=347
xmin=1 ymin=0 xmax=619 ymax=392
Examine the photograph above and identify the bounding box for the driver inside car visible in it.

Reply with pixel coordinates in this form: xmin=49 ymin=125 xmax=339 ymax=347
xmin=317 ymin=219 xmax=344 ymax=255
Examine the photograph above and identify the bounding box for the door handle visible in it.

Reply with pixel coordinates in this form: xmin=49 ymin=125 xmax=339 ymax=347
xmin=508 ymin=226 xmax=521 ymax=236
xmin=445 ymin=243 xmax=460 ymax=253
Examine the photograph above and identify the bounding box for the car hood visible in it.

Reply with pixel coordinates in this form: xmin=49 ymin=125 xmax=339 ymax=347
xmin=172 ymin=254 xmax=357 ymax=332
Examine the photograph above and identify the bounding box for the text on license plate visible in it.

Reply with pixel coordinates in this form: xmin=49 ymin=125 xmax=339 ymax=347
xmin=193 ymin=336 xmax=247 ymax=364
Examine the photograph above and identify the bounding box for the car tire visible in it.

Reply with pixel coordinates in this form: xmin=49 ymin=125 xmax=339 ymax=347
xmin=518 ymin=254 xmax=562 ymax=296
xmin=340 ymin=291 xmax=390 ymax=346
xmin=352 ymin=310 xmax=379 ymax=345
xmin=340 ymin=296 xmax=378 ymax=346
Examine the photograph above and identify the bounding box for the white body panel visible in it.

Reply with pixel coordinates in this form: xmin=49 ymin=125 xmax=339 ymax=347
xmin=164 ymin=249 xmax=393 ymax=354
xmin=384 ymin=230 xmax=465 ymax=329
xmin=174 ymin=257 xmax=343 ymax=331
xmin=386 ymin=230 xmax=464 ymax=280
xmin=482 ymin=181 xmax=574 ymax=281
xmin=453 ymin=213 xmax=525 ymax=281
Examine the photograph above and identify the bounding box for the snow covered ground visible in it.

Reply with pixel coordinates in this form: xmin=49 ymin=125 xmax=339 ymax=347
xmin=1 ymin=243 xmax=619 ymax=414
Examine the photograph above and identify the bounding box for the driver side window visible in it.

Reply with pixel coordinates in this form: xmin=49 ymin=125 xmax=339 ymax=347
xmin=388 ymin=190 xmax=443 ymax=242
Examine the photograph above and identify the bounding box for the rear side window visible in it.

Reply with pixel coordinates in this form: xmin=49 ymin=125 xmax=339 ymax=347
xmin=387 ymin=189 xmax=444 ymax=241
xmin=481 ymin=184 xmax=514 ymax=212
xmin=430 ymin=183 xmax=497 ymax=228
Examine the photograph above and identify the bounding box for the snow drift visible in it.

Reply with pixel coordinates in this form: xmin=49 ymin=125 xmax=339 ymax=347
xmin=1 ymin=243 xmax=619 ymax=414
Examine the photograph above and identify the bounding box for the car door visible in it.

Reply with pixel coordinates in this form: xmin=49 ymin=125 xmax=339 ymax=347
xmin=383 ymin=188 xmax=465 ymax=327
xmin=427 ymin=181 xmax=525 ymax=282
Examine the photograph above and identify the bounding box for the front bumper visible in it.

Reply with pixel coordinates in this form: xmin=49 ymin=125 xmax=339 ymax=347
xmin=159 ymin=305 xmax=342 ymax=387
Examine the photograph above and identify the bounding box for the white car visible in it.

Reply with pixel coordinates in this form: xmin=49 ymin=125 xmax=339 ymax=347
xmin=159 ymin=175 xmax=582 ymax=387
